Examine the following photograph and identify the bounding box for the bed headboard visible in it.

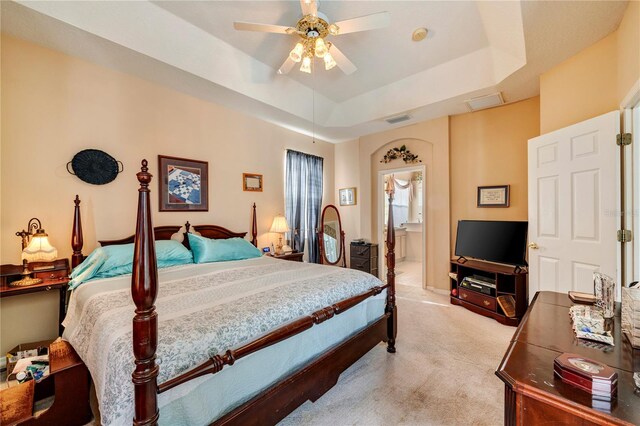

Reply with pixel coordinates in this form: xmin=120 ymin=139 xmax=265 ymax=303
xmin=72 ymin=198 xmax=259 ymax=258
xmin=182 ymin=222 xmax=248 ymax=250
xmin=99 ymin=226 xmax=182 ymax=246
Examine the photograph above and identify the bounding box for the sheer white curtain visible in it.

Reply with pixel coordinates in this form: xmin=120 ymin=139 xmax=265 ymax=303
xmin=390 ymin=176 xmax=413 ymax=225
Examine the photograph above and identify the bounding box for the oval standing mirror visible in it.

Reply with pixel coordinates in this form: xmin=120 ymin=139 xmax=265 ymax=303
xmin=319 ymin=205 xmax=346 ymax=267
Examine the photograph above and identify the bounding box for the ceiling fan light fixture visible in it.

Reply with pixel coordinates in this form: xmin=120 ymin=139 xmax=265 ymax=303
xmin=289 ymin=42 xmax=304 ymax=63
xmin=314 ymin=37 xmax=328 ymax=58
xmin=328 ymin=24 xmax=339 ymax=36
xmin=300 ymin=55 xmax=312 ymax=73
xmin=324 ymin=52 xmax=337 ymax=70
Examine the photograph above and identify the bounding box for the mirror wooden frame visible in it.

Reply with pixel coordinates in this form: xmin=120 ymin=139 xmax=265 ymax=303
xmin=318 ymin=205 xmax=346 ymax=267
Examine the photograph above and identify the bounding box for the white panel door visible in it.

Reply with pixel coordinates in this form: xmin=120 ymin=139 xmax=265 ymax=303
xmin=528 ymin=111 xmax=619 ymax=299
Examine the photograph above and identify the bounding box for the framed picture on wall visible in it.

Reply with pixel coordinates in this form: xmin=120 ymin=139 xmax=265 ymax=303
xmin=339 ymin=187 xmax=357 ymax=206
xmin=477 ymin=185 xmax=510 ymax=208
xmin=158 ymin=155 xmax=208 ymax=211
xmin=243 ymin=173 xmax=263 ymax=192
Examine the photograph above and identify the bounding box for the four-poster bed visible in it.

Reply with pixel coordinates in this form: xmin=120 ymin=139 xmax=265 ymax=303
xmin=67 ymin=160 xmax=397 ymax=425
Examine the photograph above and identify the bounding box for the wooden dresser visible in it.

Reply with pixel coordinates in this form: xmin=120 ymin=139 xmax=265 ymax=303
xmin=350 ymin=242 xmax=378 ymax=278
xmin=496 ymin=291 xmax=640 ymax=425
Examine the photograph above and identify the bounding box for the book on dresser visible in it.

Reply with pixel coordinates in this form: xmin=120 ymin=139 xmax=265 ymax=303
xmin=350 ymin=242 xmax=378 ymax=278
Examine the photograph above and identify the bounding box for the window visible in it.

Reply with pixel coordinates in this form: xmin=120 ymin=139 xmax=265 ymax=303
xmin=285 ymin=150 xmax=323 ymax=263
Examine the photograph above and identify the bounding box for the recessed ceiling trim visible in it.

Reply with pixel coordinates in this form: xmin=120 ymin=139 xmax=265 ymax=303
xmin=6 ymin=0 xmax=627 ymax=142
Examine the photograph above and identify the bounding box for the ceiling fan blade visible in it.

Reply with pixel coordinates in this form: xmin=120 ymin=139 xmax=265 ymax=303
xmin=233 ymin=21 xmax=295 ymax=34
xmin=329 ymin=43 xmax=357 ymax=75
xmin=300 ymin=0 xmax=318 ymax=17
xmin=332 ymin=12 xmax=391 ymax=35
xmin=277 ymin=57 xmax=296 ymax=75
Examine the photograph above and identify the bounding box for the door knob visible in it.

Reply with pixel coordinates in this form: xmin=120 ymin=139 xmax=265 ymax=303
xmin=528 ymin=242 xmax=539 ymax=250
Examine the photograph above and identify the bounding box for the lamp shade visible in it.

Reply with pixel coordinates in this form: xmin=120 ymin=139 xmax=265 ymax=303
xmin=270 ymin=215 xmax=290 ymax=234
xmin=22 ymin=231 xmax=57 ymax=262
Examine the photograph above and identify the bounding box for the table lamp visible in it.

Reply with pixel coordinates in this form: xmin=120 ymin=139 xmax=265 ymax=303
xmin=270 ymin=215 xmax=290 ymax=255
xmin=13 ymin=218 xmax=58 ymax=286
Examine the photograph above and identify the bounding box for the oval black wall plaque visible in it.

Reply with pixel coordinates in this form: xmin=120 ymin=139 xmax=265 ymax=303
xmin=67 ymin=149 xmax=123 ymax=185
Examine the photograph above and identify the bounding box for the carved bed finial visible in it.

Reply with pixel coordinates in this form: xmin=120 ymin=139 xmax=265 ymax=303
xmin=137 ymin=159 xmax=152 ymax=188
xmin=71 ymin=195 xmax=84 ymax=268
xmin=251 ymin=203 xmax=258 ymax=247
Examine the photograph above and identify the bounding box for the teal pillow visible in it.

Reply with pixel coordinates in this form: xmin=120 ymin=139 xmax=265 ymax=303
xmin=69 ymin=240 xmax=193 ymax=289
xmin=187 ymin=234 xmax=262 ymax=264
xmin=68 ymin=248 xmax=109 ymax=289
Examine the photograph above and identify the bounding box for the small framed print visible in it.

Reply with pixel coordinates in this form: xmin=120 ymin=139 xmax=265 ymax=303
xmin=243 ymin=173 xmax=263 ymax=192
xmin=339 ymin=187 xmax=357 ymax=206
xmin=158 ymin=155 xmax=208 ymax=212
xmin=477 ymin=185 xmax=510 ymax=208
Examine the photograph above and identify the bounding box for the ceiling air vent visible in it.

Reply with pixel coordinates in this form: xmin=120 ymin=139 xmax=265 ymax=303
xmin=385 ymin=114 xmax=411 ymax=125
xmin=464 ymin=92 xmax=505 ymax=112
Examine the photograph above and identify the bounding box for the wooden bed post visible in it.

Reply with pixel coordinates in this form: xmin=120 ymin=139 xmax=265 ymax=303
xmin=131 ymin=160 xmax=159 ymax=426
xmin=251 ymin=203 xmax=258 ymax=247
xmin=385 ymin=189 xmax=397 ymax=353
xmin=71 ymin=195 xmax=84 ymax=269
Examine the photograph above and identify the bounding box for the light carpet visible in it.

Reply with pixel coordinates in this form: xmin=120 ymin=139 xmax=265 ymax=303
xmin=279 ymin=284 xmax=515 ymax=425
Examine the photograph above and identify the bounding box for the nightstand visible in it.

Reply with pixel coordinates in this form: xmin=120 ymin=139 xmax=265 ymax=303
xmin=0 ymin=259 xmax=70 ymax=336
xmin=268 ymin=251 xmax=304 ymax=262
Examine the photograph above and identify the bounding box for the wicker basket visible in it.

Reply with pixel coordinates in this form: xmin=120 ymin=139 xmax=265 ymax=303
xmin=621 ymin=286 xmax=640 ymax=349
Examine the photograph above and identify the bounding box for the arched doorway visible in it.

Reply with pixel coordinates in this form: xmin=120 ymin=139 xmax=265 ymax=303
xmin=378 ymin=165 xmax=426 ymax=287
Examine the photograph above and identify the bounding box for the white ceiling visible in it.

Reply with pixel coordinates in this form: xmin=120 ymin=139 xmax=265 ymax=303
xmin=153 ymin=1 xmax=491 ymax=102
xmin=2 ymin=1 xmax=629 ymax=142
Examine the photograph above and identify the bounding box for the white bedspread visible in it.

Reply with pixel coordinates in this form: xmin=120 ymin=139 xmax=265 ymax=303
xmin=63 ymin=256 xmax=384 ymax=425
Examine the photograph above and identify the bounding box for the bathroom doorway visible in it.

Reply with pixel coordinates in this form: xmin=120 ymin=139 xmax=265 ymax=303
xmin=378 ymin=165 xmax=426 ymax=288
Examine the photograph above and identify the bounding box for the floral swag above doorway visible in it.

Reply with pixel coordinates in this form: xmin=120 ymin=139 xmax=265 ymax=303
xmin=380 ymin=145 xmax=421 ymax=164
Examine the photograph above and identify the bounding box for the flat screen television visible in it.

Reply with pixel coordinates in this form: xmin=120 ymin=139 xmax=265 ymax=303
xmin=455 ymin=220 xmax=528 ymax=266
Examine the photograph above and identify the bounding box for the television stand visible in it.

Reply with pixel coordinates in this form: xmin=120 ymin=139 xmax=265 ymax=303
xmin=449 ymin=258 xmax=528 ymax=326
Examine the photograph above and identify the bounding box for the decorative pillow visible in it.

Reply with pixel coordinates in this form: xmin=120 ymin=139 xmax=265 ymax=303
xmin=69 ymin=240 xmax=193 ymax=289
xmin=187 ymin=234 xmax=262 ymax=264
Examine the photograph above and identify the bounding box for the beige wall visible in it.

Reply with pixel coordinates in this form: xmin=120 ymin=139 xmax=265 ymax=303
xmin=334 ymin=139 xmax=360 ymax=266
xmin=0 ymin=36 xmax=334 ymax=354
xmin=540 ymin=33 xmax=618 ymax=134
xmin=336 ymin=117 xmax=450 ymax=291
xmin=540 ymin=1 xmax=640 ymax=134
xmin=450 ymin=97 xmax=540 ymax=253
xmin=617 ymin=0 xmax=640 ymax=105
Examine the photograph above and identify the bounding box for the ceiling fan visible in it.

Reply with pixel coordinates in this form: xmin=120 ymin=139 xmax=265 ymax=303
xmin=233 ymin=0 xmax=390 ymax=75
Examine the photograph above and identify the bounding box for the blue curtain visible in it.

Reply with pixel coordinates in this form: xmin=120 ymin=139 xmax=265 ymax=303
xmin=285 ymin=150 xmax=324 ymax=263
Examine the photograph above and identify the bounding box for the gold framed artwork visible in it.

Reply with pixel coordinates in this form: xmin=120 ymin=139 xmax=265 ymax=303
xmin=477 ymin=185 xmax=510 ymax=208
xmin=339 ymin=187 xmax=357 ymax=206
xmin=243 ymin=173 xmax=263 ymax=192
